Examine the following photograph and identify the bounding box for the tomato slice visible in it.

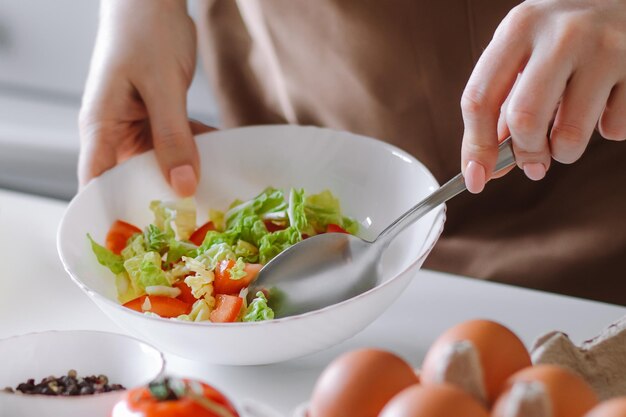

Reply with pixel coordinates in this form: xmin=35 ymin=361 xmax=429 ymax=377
xmin=326 ymin=223 xmax=349 ymax=234
xmin=174 ymin=281 xmax=197 ymax=304
xmin=189 ymin=221 xmax=216 ymax=246
xmin=106 ymin=220 xmax=142 ymax=255
xmin=214 ymin=260 xmax=262 ymax=295
xmin=119 ymin=379 xmax=239 ymax=417
xmin=123 ymin=295 xmax=191 ymax=318
xmin=210 ymin=295 xmax=243 ymax=323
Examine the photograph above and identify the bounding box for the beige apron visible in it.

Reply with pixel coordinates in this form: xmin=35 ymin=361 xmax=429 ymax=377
xmin=196 ymin=0 xmax=626 ymax=305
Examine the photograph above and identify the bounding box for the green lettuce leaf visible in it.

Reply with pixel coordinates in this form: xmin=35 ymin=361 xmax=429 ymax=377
xmin=166 ymin=239 xmax=198 ymax=264
xmin=243 ymin=291 xmax=275 ymax=322
xmin=139 ymin=252 xmax=170 ymax=288
xmin=124 ymin=251 xmax=170 ymax=293
xmin=144 ymin=224 xmax=170 ymax=253
xmin=304 ymin=190 xmax=358 ymax=234
xmin=150 ymin=198 xmax=197 ymax=240
xmin=228 ymin=214 xmax=268 ymax=247
xmin=229 ymin=258 xmax=247 ymax=280
xmin=208 ymin=209 xmax=225 ymax=232
xmin=197 ymin=230 xmax=238 ymax=254
xmin=258 ymin=227 xmax=301 ymax=264
xmin=88 ymin=234 xmax=125 ymax=275
xmin=234 ymin=240 xmax=259 ymax=263
xmin=121 ymin=233 xmax=146 ymax=260
xmin=341 ymin=215 xmax=360 ymax=235
xmin=287 ymin=188 xmax=315 ymax=235
xmin=202 ymin=242 xmax=236 ymax=270
xmin=115 ymin=272 xmax=141 ymax=304
xmin=225 ymin=187 xmax=287 ymax=230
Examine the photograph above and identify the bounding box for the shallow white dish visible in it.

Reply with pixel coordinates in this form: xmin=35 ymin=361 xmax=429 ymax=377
xmin=0 ymin=330 xmax=165 ymax=417
xmin=57 ymin=125 xmax=445 ymax=365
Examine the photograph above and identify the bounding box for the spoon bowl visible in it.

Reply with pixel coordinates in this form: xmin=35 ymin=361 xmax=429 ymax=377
xmin=250 ymin=137 xmax=516 ymax=317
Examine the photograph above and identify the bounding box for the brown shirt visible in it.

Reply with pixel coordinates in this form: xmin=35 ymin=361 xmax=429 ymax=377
xmin=196 ymin=0 xmax=626 ymax=305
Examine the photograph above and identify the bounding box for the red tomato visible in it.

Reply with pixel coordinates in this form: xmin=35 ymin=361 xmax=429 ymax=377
xmin=326 ymin=223 xmax=349 ymax=234
xmin=210 ymin=295 xmax=243 ymax=323
xmin=106 ymin=220 xmax=142 ymax=254
xmin=174 ymin=281 xmax=197 ymax=304
xmin=113 ymin=379 xmax=239 ymax=417
xmin=214 ymin=260 xmax=262 ymax=295
xmin=123 ymin=295 xmax=191 ymax=318
xmin=264 ymin=220 xmax=286 ymax=233
xmin=189 ymin=221 xmax=215 ymax=246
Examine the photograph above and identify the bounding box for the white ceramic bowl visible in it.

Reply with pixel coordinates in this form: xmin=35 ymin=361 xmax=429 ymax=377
xmin=0 ymin=330 xmax=165 ymax=417
xmin=57 ymin=125 xmax=445 ymax=365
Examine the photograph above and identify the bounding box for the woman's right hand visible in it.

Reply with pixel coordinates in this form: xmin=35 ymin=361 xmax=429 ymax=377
xmin=79 ymin=0 xmax=211 ymax=197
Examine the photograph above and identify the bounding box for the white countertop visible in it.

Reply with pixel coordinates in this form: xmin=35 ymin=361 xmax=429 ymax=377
xmin=0 ymin=188 xmax=624 ymax=415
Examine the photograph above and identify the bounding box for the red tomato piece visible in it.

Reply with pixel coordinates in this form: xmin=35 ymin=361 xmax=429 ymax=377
xmin=264 ymin=220 xmax=286 ymax=233
xmin=214 ymin=260 xmax=262 ymax=295
xmin=106 ymin=220 xmax=142 ymax=255
xmin=116 ymin=379 xmax=239 ymax=417
xmin=123 ymin=295 xmax=191 ymax=318
xmin=174 ymin=281 xmax=197 ymax=304
xmin=210 ymin=295 xmax=243 ymax=323
xmin=326 ymin=223 xmax=349 ymax=234
xmin=189 ymin=221 xmax=216 ymax=246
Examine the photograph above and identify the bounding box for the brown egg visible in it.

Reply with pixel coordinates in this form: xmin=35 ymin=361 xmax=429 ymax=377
xmin=584 ymin=397 xmax=626 ymax=417
xmin=421 ymin=319 xmax=531 ymax=404
xmin=379 ymin=383 xmax=490 ymax=417
xmin=308 ymin=348 xmax=419 ymax=417
xmin=492 ymin=365 xmax=599 ymax=417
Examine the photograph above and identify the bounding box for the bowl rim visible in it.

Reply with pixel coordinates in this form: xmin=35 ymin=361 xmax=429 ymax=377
xmin=57 ymin=124 xmax=446 ymax=328
xmin=0 ymin=329 xmax=166 ymax=401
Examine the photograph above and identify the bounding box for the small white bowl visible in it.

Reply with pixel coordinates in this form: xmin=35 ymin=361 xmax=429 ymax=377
xmin=57 ymin=125 xmax=445 ymax=365
xmin=0 ymin=330 xmax=165 ymax=417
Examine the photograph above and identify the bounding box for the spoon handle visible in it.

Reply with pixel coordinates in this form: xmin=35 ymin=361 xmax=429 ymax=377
xmin=375 ymin=137 xmax=516 ymax=246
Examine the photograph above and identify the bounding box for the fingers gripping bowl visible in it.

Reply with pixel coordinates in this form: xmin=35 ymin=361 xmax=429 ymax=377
xmin=57 ymin=125 xmax=445 ymax=365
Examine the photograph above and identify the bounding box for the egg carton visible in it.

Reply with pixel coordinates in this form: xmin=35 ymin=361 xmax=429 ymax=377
xmin=531 ymin=315 xmax=626 ymax=401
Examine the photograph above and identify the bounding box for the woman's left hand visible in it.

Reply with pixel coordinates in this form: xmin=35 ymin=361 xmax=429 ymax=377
xmin=461 ymin=0 xmax=626 ymax=193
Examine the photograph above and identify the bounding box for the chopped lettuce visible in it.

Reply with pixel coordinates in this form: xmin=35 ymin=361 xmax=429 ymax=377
xmin=115 ymin=272 xmax=140 ymax=304
xmin=304 ymin=190 xmax=358 ymax=234
xmin=304 ymin=190 xmax=343 ymax=232
xmin=341 ymin=216 xmax=360 ymax=235
xmin=124 ymin=251 xmax=170 ymax=294
xmin=150 ymin=198 xmax=197 ymax=240
xmin=258 ymin=227 xmax=301 ymax=264
xmin=173 ymin=198 xmax=197 ymax=241
xmin=229 ymin=258 xmax=247 ymax=280
xmin=146 ymin=285 xmax=181 ymax=297
xmin=228 ymin=214 xmax=268 ymax=247
xmin=243 ymin=291 xmax=275 ymax=322
xmin=90 ymin=186 xmax=357 ymax=323
xmin=183 ymin=256 xmax=215 ymax=300
xmin=234 ymin=240 xmax=259 ymax=263
xmin=121 ymin=234 xmax=146 ymax=260
xmin=88 ymin=234 xmax=125 ymax=275
xmin=166 ymin=239 xmax=197 ymax=264
xmin=225 ymin=187 xmax=287 ymax=230
xmin=202 ymin=242 xmax=236 ymax=270
xmin=177 ymin=298 xmax=214 ymax=322
xmin=197 ymin=230 xmax=238 ymax=253
xmin=287 ymin=188 xmax=315 ymax=236
xmin=139 ymin=252 xmax=171 ymax=288
xmin=208 ymin=209 xmax=225 ymax=232
xmin=144 ymin=224 xmax=170 ymax=253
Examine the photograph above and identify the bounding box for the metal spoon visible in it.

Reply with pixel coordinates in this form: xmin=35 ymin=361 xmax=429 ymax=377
xmin=248 ymin=137 xmax=516 ymax=318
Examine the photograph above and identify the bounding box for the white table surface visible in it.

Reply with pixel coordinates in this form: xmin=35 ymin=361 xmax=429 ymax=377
xmin=0 ymin=188 xmax=624 ymax=415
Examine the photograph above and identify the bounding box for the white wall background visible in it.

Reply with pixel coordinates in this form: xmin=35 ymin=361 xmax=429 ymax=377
xmin=0 ymin=0 xmax=219 ymax=200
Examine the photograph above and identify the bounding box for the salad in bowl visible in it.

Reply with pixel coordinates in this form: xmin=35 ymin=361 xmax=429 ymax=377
xmin=89 ymin=187 xmax=358 ymax=324
xmin=58 ymin=125 xmax=445 ymax=364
